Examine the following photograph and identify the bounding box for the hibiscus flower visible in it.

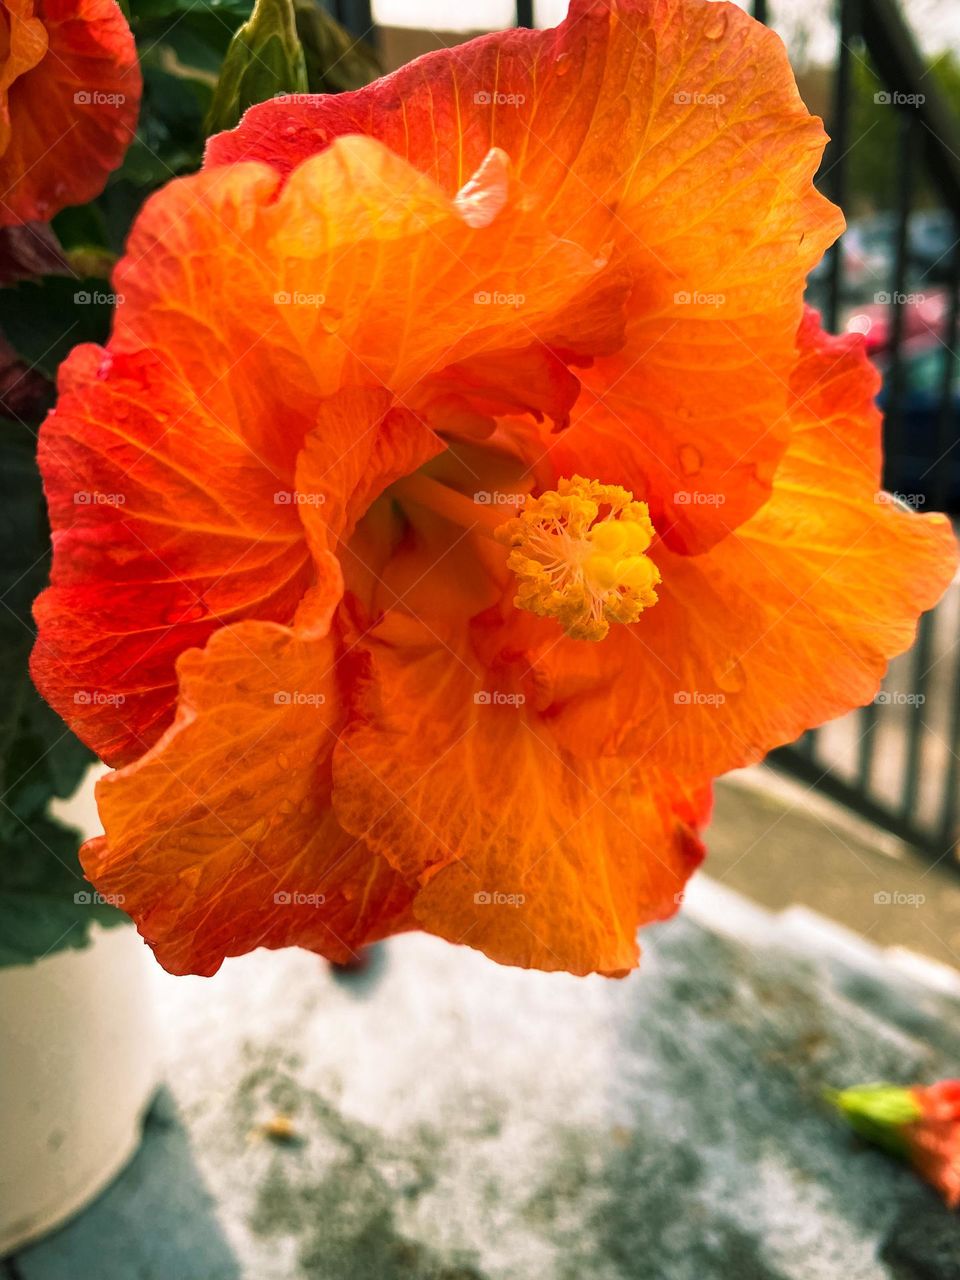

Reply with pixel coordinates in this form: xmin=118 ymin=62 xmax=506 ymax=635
xmin=828 ymin=1080 xmax=960 ymax=1208
xmin=31 ymin=0 xmax=956 ymax=977
xmin=0 ymin=0 xmax=140 ymax=226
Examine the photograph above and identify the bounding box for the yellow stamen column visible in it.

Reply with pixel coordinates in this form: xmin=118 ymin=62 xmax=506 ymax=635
xmin=495 ymin=476 xmax=661 ymax=641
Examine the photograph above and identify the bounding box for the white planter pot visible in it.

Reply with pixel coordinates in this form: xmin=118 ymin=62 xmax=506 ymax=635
xmin=0 ymin=771 xmax=158 ymax=1256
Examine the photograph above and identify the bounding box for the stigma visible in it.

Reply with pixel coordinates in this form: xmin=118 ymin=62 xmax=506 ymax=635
xmin=495 ymin=476 xmax=660 ymax=641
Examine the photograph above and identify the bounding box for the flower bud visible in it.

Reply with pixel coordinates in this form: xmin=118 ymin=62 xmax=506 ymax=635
xmin=827 ymin=1079 xmax=960 ymax=1207
xmin=205 ymin=0 xmax=308 ymax=135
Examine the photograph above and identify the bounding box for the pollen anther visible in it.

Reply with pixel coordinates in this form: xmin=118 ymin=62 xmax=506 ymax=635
xmin=495 ymin=476 xmax=660 ymax=641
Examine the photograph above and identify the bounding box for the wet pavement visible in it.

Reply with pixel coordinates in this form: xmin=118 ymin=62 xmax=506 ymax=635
xmin=10 ymin=876 xmax=960 ymax=1280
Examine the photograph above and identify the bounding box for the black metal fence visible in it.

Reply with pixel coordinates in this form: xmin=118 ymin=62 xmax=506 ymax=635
xmin=759 ymin=0 xmax=960 ymax=866
xmin=333 ymin=0 xmax=960 ymax=867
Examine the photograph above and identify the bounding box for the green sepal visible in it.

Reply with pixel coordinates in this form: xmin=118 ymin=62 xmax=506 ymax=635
xmin=205 ymin=0 xmax=308 ymax=135
xmin=825 ymin=1083 xmax=923 ymax=1159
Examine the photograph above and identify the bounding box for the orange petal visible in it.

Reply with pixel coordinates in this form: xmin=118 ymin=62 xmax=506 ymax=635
xmin=332 ymin=612 xmax=703 ymax=975
xmin=293 ymin=387 xmax=444 ymax=565
xmin=415 ymin=344 xmax=583 ymax=438
xmin=113 ymin=138 xmax=625 ymax=405
xmin=84 ymin=621 xmax=416 ymax=977
xmin=32 ymin=365 xmax=439 ymax=767
xmin=0 ymin=0 xmax=140 ymax=226
xmin=207 ymin=0 xmax=840 ymax=548
xmin=34 ymin=134 xmax=575 ymax=759
xmin=32 ymin=346 xmax=315 ymax=766
xmin=34 ymin=137 xmax=627 ymax=762
xmin=535 ymin=310 xmax=958 ymax=774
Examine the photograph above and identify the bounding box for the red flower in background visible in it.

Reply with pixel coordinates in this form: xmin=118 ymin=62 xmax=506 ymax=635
xmin=0 ymin=0 xmax=140 ymax=226
xmin=829 ymin=1080 xmax=960 ymax=1208
xmin=910 ymin=1080 xmax=960 ymax=1208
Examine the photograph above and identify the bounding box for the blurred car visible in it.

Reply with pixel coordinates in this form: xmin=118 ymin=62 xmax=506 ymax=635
xmin=807 ymin=210 xmax=958 ymax=299
xmin=910 ymin=210 xmax=957 ymax=283
xmin=876 ymin=337 xmax=960 ymax=510
xmin=843 ymin=288 xmax=948 ymax=355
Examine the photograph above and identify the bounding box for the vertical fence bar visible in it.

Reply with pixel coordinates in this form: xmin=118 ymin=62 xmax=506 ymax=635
xmin=929 ymin=225 xmax=960 ymax=513
xmin=516 ymin=0 xmax=534 ymax=27
xmin=882 ymin=112 xmax=915 ymax=814
xmin=826 ymin=0 xmax=855 ymax=333
xmin=935 ymin=228 xmax=960 ymax=856
xmin=883 ymin=111 xmax=916 ymax=468
xmin=939 ymin=646 xmax=960 ymax=857
xmin=721 ymin=0 xmax=959 ymax=867
xmin=858 ymin=109 xmax=915 ymax=796
xmin=900 ymin=611 xmax=934 ymax=824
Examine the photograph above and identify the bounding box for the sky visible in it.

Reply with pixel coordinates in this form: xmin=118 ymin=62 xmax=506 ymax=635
xmin=371 ymin=0 xmax=960 ymax=61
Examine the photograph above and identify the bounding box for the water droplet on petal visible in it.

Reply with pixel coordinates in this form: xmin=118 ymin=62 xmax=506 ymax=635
xmin=703 ymin=7 xmax=728 ymax=39
xmin=555 ymin=52 xmax=571 ymax=76
xmin=454 ymin=147 xmax=511 ymax=229
xmin=318 ymin=307 xmax=343 ymax=335
xmin=277 ymin=752 xmax=291 ymax=770
xmin=247 ymin=817 xmax=268 ymax=842
xmin=179 ymin=864 xmax=202 ymax=889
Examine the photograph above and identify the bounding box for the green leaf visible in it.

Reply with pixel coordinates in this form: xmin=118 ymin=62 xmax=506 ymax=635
xmin=205 ymin=0 xmax=308 ymax=135
xmin=0 ymin=417 xmax=95 ymax=819
xmin=51 ymin=203 xmax=110 ymax=253
xmin=0 ymin=277 xmax=117 ymax=377
xmin=0 ymin=420 xmax=116 ymax=968
xmin=0 ymin=813 xmax=126 ymax=968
